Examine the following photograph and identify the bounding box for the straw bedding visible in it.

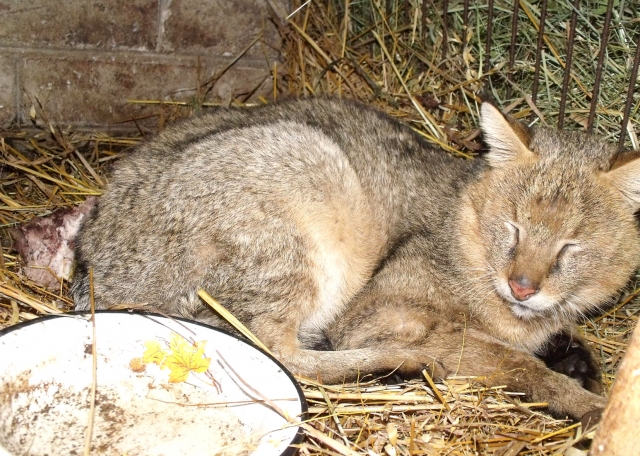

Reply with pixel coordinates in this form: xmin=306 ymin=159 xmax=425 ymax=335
xmin=1 ymin=0 xmax=639 ymax=453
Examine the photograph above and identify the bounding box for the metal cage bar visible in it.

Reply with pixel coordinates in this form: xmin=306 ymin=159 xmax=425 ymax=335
xmin=619 ymin=34 xmax=640 ymax=150
xmin=587 ymin=0 xmax=616 ymax=133
xmin=558 ymin=0 xmax=580 ymax=130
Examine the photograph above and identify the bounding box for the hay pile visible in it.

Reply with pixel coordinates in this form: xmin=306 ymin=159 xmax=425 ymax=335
xmin=1 ymin=0 xmax=640 ymax=454
xmin=275 ymin=0 xmax=640 ymax=150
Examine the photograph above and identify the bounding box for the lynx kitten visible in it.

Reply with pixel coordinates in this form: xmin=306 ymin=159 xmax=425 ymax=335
xmin=73 ymin=98 xmax=640 ymax=419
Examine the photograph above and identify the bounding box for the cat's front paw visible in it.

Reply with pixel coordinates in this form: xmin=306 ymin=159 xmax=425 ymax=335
xmin=550 ymin=352 xmax=592 ymax=385
xmin=580 ymin=408 xmax=604 ymax=430
xmin=540 ymin=331 xmax=603 ymax=394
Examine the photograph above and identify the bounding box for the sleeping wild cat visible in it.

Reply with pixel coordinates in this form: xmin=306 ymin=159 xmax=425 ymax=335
xmin=72 ymin=97 xmax=640 ymax=420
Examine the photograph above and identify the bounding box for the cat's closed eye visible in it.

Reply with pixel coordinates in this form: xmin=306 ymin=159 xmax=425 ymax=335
xmin=504 ymin=221 xmax=520 ymax=255
xmin=551 ymin=242 xmax=581 ymax=272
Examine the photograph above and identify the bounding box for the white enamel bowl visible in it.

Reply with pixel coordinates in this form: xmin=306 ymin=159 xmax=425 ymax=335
xmin=0 ymin=311 xmax=306 ymax=456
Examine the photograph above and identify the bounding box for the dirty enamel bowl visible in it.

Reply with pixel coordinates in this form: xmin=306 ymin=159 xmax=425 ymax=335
xmin=0 ymin=311 xmax=306 ymax=456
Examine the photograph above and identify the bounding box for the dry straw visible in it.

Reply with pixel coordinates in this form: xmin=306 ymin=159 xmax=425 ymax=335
xmin=1 ymin=0 xmax=640 ymax=454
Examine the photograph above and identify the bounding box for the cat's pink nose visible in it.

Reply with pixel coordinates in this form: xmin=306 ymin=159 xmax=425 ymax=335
xmin=508 ymin=277 xmax=539 ymax=301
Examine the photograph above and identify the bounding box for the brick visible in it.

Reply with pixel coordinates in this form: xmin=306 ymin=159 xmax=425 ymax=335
xmin=20 ymin=52 xmax=273 ymax=127
xmin=0 ymin=1 xmax=157 ymax=50
xmin=161 ymin=0 xmax=285 ymax=58
xmin=0 ymin=54 xmax=16 ymax=127
xmin=203 ymin=63 xmax=275 ymax=103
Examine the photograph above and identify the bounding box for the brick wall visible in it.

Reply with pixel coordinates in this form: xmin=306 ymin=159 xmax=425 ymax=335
xmin=0 ymin=0 xmax=288 ymax=129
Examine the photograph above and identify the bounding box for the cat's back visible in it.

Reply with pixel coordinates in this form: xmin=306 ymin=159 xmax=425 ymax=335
xmin=125 ymin=97 xmax=460 ymax=178
xmin=106 ymin=97 xmax=473 ymax=237
xmin=74 ymin=98 xmax=473 ymax=316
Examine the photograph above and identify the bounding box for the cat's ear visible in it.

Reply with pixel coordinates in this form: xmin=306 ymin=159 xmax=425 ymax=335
xmin=481 ymin=102 xmax=535 ymax=167
xmin=601 ymin=150 xmax=640 ymax=211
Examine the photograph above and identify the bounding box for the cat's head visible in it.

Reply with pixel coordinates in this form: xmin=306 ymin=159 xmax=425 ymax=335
xmin=459 ymin=103 xmax=640 ymax=327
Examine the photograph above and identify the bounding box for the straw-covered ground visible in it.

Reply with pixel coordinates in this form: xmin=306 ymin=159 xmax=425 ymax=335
xmin=1 ymin=0 xmax=640 ymax=454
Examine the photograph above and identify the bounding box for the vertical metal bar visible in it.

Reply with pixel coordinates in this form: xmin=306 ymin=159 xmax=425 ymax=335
xmin=422 ymin=0 xmax=428 ymax=41
xmin=618 ymin=36 xmax=640 ymax=150
xmin=463 ymin=0 xmax=469 ymax=33
xmin=442 ymin=0 xmax=449 ymax=59
xmin=587 ymin=0 xmax=616 ymax=133
xmin=506 ymin=0 xmax=521 ymax=100
xmin=483 ymin=0 xmax=495 ymax=73
xmin=531 ymin=0 xmax=549 ymax=107
xmin=558 ymin=0 xmax=580 ymax=129
xmin=405 ymin=0 xmax=411 ymax=26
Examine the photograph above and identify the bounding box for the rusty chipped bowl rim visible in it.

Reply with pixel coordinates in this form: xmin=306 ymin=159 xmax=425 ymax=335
xmin=0 ymin=310 xmax=307 ymax=456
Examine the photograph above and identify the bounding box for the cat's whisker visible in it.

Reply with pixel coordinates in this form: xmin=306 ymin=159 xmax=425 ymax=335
xmin=566 ymin=294 xmax=602 ymax=317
